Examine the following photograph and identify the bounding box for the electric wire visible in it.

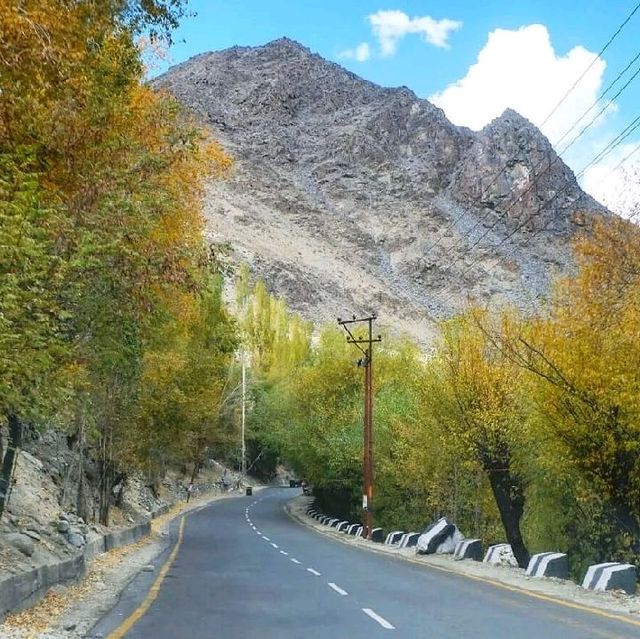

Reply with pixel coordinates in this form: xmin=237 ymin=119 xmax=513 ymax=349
xmin=435 ymin=117 xmax=640 ymax=311
xmin=421 ymin=6 xmax=640 ymax=261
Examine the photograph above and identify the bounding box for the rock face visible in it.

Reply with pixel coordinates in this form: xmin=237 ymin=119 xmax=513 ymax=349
xmin=154 ymin=38 xmax=606 ymax=343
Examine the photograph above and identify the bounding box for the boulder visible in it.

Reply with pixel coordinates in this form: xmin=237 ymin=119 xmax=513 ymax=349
xmin=57 ymin=520 xmax=70 ymax=534
xmin=5 ymin=533 xmax=35 ymax=557
xmin=416 ymin=518 xmax=464 ymax=555
xmin=67 ymin=532 xmax=86 ymax=548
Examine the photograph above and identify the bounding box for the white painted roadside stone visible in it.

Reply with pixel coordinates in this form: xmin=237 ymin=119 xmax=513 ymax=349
xmin=454 ymin=539 xmax=482 ymax=562
xmin=347 ymin=524 xmax=360 ymax=535
xmin=483 ymin=544 xmax=518 ymax=567
xmin=526 ymin=552 xmax=568 ymax=579
xmin=400 ymin=533 xmax=421 ymax=548
xmin=385 ymin=531 xmax=404 ymax=545
xmin=583 ymin=562 xmax=637 ymax=595
xmin=370 ymin=528 xmax=384 ymax=543
xmin=337 ymin=521 xmax=350 ymax=532
xmin=416 ymin=517 xmax=464 ymax=555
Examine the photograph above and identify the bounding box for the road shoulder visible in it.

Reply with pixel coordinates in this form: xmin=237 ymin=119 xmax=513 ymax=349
xmin=286 ymin=495 xmax=640 ymax=628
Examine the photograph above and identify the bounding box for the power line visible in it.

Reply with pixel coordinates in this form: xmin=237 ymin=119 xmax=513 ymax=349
xmin=556 ymin=64 xmax=640 ymax=159
xmin=577 ymin=114 xmax=640 ymax=178
xmin=423 ymin=6 xmax=640 ymax=262
xmin=552 ymin=49 xmax=640 ymax=149
xmin=598 ymin=139 xmax=640 ymax=184
xmin=437 ymin=106 xmax=640 ymax=277
xmin=435 ymin=117 xmax=640 ymax=310
xmin=539 ymin=1 xmax=640 ymax=129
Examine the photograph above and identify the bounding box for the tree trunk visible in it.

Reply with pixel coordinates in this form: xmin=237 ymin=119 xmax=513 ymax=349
xmin=98 ymin=433 xmax=114 ymax=526
xmin=76 ymin=409 xmax=89 ymax=522
xmin=487 ymin=468 xmax=530 ymax=568
xmin=0 ymin=413 xmax=23 ymax=520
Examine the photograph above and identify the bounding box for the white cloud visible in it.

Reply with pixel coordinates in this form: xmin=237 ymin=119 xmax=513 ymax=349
xmin=338 ymin=42 xmax=371 ymax=62
xmin=429 ymin=24 xmax=607 ymax=145
xmin=368 ymin=10 xmax=462 ymax=56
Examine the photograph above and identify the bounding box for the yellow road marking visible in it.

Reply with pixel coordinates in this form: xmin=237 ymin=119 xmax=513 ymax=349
xmin=107 ymin=516 xmax=186 ymax=639
xmin=287 ymin=503 xmax=640 ymax=630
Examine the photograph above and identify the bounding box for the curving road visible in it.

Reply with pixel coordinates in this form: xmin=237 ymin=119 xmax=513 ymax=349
xmin=93 ymin=488 xmax=640 ymax=638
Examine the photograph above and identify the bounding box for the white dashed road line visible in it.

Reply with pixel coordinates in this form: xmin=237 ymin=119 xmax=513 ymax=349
xmin=328 ymin=583 xmax=348 ymax=596
xmin=362 ymin=608 xmax=395 ymax=630
xmin=290 ymin=558 xmax=301 ymax=564
xmin=279 ymin=550 xmax=288 ymax=555
xmin=271 ymin=543 xmax=279 ymax=549
xmin=307 ymin=568 xmax=321 ymax=576
xmin=262 ymin=536 xmax=270 ymax=541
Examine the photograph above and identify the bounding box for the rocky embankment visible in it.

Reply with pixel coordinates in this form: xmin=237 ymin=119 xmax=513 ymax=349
xmin=0 ymin=427 xmax=243 ymax=620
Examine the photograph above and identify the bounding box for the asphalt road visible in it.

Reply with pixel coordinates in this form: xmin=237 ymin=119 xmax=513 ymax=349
xmin=93 ymin=488 xmax=640 ymax=638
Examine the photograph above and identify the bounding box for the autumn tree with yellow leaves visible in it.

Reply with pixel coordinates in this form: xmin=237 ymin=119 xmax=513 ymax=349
xmin=0 ymin=0 xmax=234 ymax=523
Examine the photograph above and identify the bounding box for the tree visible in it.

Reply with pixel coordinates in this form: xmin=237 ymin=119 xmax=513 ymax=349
xmin=0 ymin=155 xmax=66 ymax=518
xmin=500 ymin=218 xmax=640 ymax=557
xmin=428 ymin=312 xmax=531 ymax=567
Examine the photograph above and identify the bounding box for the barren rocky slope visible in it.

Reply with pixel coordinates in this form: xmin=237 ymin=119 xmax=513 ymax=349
xmin=155 ymin=38 xmax=606 ymax=342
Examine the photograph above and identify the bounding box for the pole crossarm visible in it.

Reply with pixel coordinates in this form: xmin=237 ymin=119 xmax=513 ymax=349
xmin=337 ymin=315 xmax=377 ymax=325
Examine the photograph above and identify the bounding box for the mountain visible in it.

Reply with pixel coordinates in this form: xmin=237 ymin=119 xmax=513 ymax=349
xmin=154 ymin=38 xmax=606 ymax=343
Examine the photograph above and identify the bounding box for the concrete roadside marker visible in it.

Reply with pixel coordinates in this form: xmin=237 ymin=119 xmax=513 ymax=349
xmin=454 ymin=539 xmax=483 ymax=562
xmin=370 ymin=528 xmax=384 ymax=543
xmin=483 ymin=544 xmax=516 ymax=566
xmin=526 ymin=552 xmax=568 ymax=579
xmin=400 ymin=533 xmax=420 ymax=548
xmin=385 ymin=531 xmax=404 ymax=545
xmin=583 ymin=562 xmax=636 ymax=594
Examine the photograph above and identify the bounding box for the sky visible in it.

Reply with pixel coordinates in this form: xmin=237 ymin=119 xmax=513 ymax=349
xmin=157 ymin=1 xmax=640 ymax=215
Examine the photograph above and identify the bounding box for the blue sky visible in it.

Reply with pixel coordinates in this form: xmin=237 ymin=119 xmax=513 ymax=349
xmin=158 ymin=1 xmax=640 ymax=212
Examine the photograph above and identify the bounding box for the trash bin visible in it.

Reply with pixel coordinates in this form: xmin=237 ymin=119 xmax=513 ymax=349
xmin=246 ymin=486 xmax=253 ymax=496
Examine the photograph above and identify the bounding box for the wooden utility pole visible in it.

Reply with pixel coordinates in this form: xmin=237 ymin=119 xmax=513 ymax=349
xmin=338 ymin=315 xmax=381 ymax=539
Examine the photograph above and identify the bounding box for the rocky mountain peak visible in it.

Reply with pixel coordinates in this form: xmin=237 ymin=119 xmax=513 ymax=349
xmin=154 ymin=41 xmax=606 ymax=344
